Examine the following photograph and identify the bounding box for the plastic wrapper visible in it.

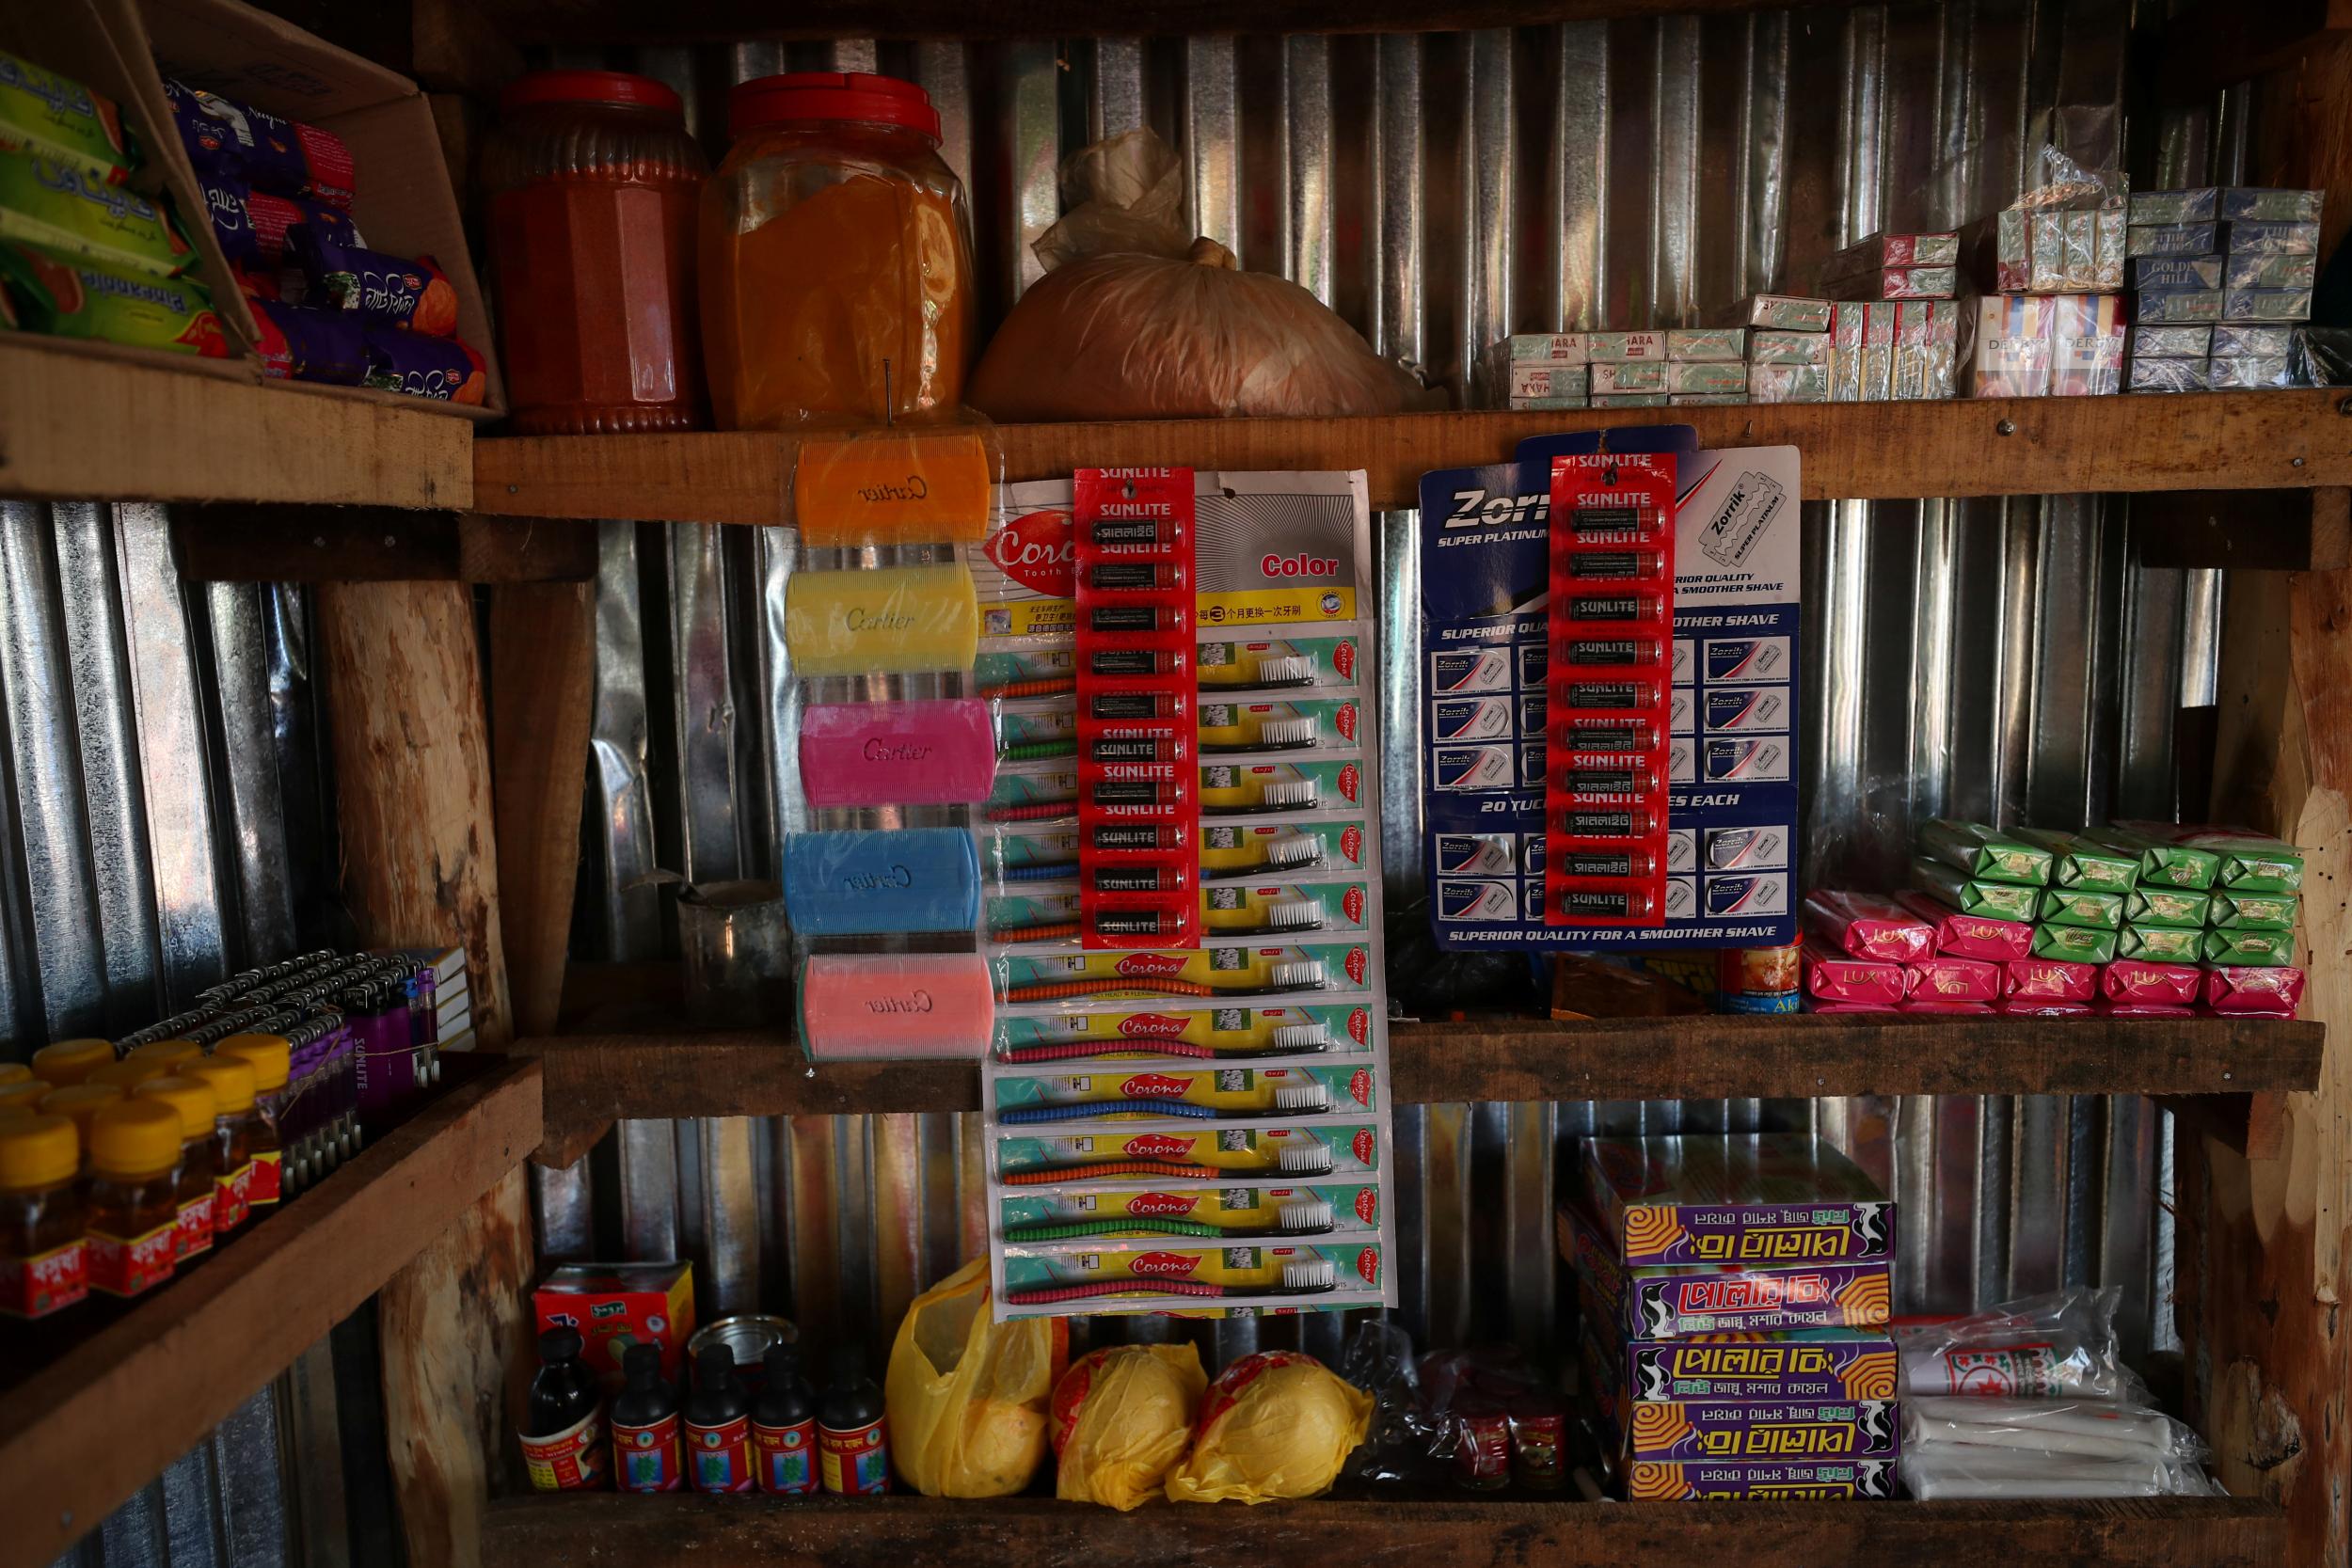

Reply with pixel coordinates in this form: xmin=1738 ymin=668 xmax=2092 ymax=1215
xmin=0 ymin=50 xmax=135 ymax=183
xmin=2127 ymin=356 xmax=2207 ymax=392
xmin=1051 ymin=1344 xmax=1207 ymax=1509
xmin=1897 ymin=1288 xmax=2138 ymax=1399
xmin=0 ymin=148 xmax=195 ymax=277
xmin=1748 ymin=362 xmax=1828 ymax=403
xmin=2033 ymin=922 xmax=2115 ymax=962
xmin=1664 ymin=361 xmax=1743 ymax=395
xmin=2125 ymin=221 xmax=2216 ymax=257
xmin=2001 ymin=957 xmax=2096 ymax=1003
xmin=1165 ymin=1351 xmax=1373 ymax=1503
xmin=1821 ymin=263 xmax=1956 ymax=300
xmin=2212 ymin=324 xmax=2294 ymax=357
xmin=1666 ymin=327 xmax=1744 ymax=361
xmin=1912 ymin=857 xmax=2038 ymax=922
xmin=1902 ymin=1445 xmax=2218 ymax=1499
xmin=1586 ymin=330 xmax=1666 ymax=360
xmin=289 ymin=230 xmax=459 ymax=335
xmin=1904 ymin=1396 xmax=2205 ymax=1464
xmin=2135 ymin=288 xmax=2222 ymax=324
xmin=2129 ymin=256 xmax=2221 ymax=291
xmin=2227 ymin=219 xmax=2319 ymax=255
xmin=362 ymin=329 xmax=488 ymax=404
xmin=162 ymin=79 xmax=354 ymax=208
xmin=1592 ymin=392 xmax=1669 ymax=407
xmin=969 ymin=132 xmax=1433 ymax=420
xmin=2222 ymin=287 xmax=2312 ymax=323
xmin=1749 ymin=328 xmax=1828 ymax=365
xmin=2228 ymin=251 xmax=2315 ymax=289
xmin=1591 ymin=360 xmax=1666 ymax=394
xmin=2047 ymin=294 xmax=2122 ymax=396
xmin=1893 ymin=889 xmax=2033 ymax=961
xmin=1970 ymin=295 xmax=2052 ymax=398
xmin=885 ymin=1259 xmax=1067 ymax=1497
xmin=1802 ymin=889 xmax=1933 ymax=963
xmin=2208 ymin=356 xmax=2294 ymax=391
xmin=2128 ymin=324 xmax=2210 ymax=359
xmin=1905 ymin=955 xmax=2000 ymax=1003
xmin=0 ymin=240 xmax=225 ymax=356
xmin=2129 ymin=188 xmax=2217 ymax=223
xmin=2204 ymin=963 xmax=2306 ymax=1016
xmin=1505 ymin=362 xmax=1586 ymax=408
xmin=1803 ymin=948 xmax=1904 ymax=1006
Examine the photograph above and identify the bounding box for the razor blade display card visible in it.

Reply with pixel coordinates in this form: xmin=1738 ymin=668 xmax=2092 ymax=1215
xmin=1419 ymin=436 xmax=1801 ymax=949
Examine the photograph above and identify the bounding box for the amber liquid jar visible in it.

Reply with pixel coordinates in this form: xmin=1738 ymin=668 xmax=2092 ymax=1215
xmin=85 ymin=1099 xmax=183 ymax=1298
xmin=0 ymin=1114 xmax=87 ymax=1319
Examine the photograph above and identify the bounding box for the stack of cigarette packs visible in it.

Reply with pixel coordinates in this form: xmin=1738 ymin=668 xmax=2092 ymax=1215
xmin=1962 ymin=202 xmax=2126 ymax=295
xmin=1969 ymin=293 xmax=2124 ymax=398
xmin=1818 ymin=230 xmax=1963 ymax=303
xmin=2123 ymin=188 xmax=2320 ymax=393
xmin=1570 ymin=1134 xmax=1899 ymax=1500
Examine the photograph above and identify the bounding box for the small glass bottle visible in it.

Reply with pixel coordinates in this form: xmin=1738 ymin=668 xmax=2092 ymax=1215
xmin=29 ymin=1038 xmax=114 ymax=1088
xmin=685 ymin=1343 xmax=755 ymax=1493
xmin=38 ymin=1084 xmax=123 ymax=1153
xmin=182 ymin=1056 xmax=258 ymax=1240
xmin=521 ymin=1326 xmax=610 ymax=1492
xmin=134 ymin=1075 xmax=218 ymax=1263
xmin=0 ymin=1113 xmax=86 ymax=1320
xmin=611 ymin=1340 xmax=685 ymax=1493
xmin=215 ymin=1035 xmax=289 ymax=1210
xmin=85 ymin=1099 xmax=183 ymax=1298
xmin=818 ymin=1346 xmax=890 ymax=1496
xmin=753 ymin=1343 xmax=819 ymax=1496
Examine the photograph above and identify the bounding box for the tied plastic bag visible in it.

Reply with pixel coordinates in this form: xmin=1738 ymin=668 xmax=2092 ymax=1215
xmin=1051 ymin=1344 xmax=1208 ymax=1509
xmin=967 ymin=130 xmax=1438 ymax=421
xmin=1166 ymin=1350 xmax=1373 ymax=1504
xmin=1895 ymin=1287 xmax=2141 ymax=1401
xmin=884 ymin=1259 xmax=1069 ymax=1497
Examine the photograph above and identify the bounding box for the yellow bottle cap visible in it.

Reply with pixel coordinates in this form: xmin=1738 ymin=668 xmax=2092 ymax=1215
xmin=0 ymin=1063 xmax=28 ymax=1086
xmin=87 ymin=1057 xmax=168 ymax=1091
xmin=0 ymin=1080 xmax=50 ymax=1116
xmin=40 ymin=1082 xmax=124 ymax=1140
xmin=88 ymin=1098 xmax=183 ymax=1178
xmin=216 ymin=1035 xmax=290 ymax=1092
xmin=32 ymin=1038 xmax=117 ymax=1086
xmin=182 ymin=1056 xmax=256 ymax=1115
xmin=134 ymin=1074 xmax=217 ymax=1142
xmin=129 ymin=1038 xmax=203 ymax=1067
xmin=0 ymin=1104 xmax=33 ymax=1128
xmin=0 ymin=1114 xmax=78 ymax=1190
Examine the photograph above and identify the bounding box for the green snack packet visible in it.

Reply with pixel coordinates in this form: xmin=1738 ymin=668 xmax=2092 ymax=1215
xmin=1917 ymin=819 xmax=2053 ymax=886
xmin=2203 ymin=927 xmax=2296 ymax=966
xmin=1911 ymin=857 xmax=2041 ymax=922
xmin=0 ymin=146 xmax=195 ymax=277
xmin=2122 ymin=885 xmax=2210 ymax=928
xmin=2178 ymin=832 xmax=2304 ymax=893
xmin=2210 ymin=890 xmax=2299 ymax=931
xmin=2091 ymin=824 xmax=2218 ymax=891
xmin=2116 ymin=923 xmax=2203 ymax=962
xmin=0 ymin=50 xmax=137 ymax=183
xmin=2037 ymin=886 xmax=2123 ymax=931
xmin=0 ymin=240 xmax=225 ymax=355
xmin=2011 ymin=828 xmax=2138 ymax=893
xmin=2033 ymin=922 xmax=2117 ymax=963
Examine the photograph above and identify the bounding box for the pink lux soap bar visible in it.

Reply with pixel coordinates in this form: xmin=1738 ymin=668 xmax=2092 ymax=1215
xmin=799 ymin=700 xmax=996 ymax=808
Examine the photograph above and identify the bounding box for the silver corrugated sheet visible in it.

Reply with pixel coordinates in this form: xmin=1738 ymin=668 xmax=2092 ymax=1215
xmin=0 ymin=503 xmax=342 ymax=1567
xmin=547 ymin=5 xmax=2242 ymax=1370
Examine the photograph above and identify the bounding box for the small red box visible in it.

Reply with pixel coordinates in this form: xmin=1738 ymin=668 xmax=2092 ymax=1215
xmin=534 ymin=1261 xmax=696 ymax=1387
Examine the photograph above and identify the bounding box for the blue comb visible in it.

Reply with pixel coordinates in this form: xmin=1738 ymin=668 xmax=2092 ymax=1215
xmin=783 ymin=828 xmax=980 ymax=937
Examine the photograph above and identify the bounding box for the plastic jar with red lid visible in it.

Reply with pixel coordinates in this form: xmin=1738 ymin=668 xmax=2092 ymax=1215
xmin=485 ymin=71 xmax=707 ymax=435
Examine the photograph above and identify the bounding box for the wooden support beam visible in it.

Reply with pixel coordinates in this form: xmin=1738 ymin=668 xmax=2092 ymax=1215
xmin=2134 ymin=488 xmax=2352 ymax=571
xmin=174 ymin=508 xmax=597 ymax=583
xmin=489 ymin=583 xmax=596 ymax=1037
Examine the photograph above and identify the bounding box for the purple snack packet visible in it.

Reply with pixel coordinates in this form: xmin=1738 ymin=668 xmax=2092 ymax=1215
xmin=361 ymin=328 xmax=487 ymax=404
xmin=162 ymin=79 xmax=355 ymax=208
xmin=252 ymin=299 xmax=368 ymax=385
xmin=291 ymin=229 xmax=459 ymax=334
xmin=198 ymin=170 xmax=360 ymax=275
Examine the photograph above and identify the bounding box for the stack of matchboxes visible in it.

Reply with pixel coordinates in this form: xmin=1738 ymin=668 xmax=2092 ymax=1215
xmin=1567 ymin=1134 xmax=1900 ymax=1500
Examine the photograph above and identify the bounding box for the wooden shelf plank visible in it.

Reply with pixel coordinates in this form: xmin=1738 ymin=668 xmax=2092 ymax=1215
xmin=2156 ymin=0 xmax=2352 ymax=103
xmin=0 ymin=1056 xmax=543 ymax=1568
xmin=471 ymin=394 xmax=2352 ymax=524
xmin=172 ymin=506 xmax=598 ymax=583
xmin=484 ymin=1491 xmax=2286 ymax=1568
xmin=0 ymin=340 xmax=473 ymax=511
xmin=515 ymin=1014 xmax=2324 ymax=1164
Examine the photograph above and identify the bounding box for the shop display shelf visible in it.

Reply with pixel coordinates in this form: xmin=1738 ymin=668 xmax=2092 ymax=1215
xmin=469 ymin=392 xmax=2352 ymax=527
xmin=0 ymin=1054 xmax=543 ymax=1568
xmin=0 ymin=339 xmax=474 ymax=511
xmin=482 ymin=1490 xmax=2287 ymax=1568
xmin=516 ymin=1006 xmax=2324 ymax=1168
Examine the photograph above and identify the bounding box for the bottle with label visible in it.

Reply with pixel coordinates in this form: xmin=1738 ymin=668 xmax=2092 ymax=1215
xmin=132 ymin=1075 xmax=217 ymax=1263
xmin=752 ymin=1343 xmax=819 ymax=1496
xmin=610 ymin=1341 xmax=684 ymax=1492
xmin=818 ymin=1345 xmax=890 ymax=1496
xmin=684 ymin=1343 xmax=755 ymax=1493
xmin=0 ymin=1114 xmax=86 ymax=1320
xmin=215 ymin=1035 xmax=288 ymax=1209
xmin=84 ymin=1099 xmax=182 ymax=1298
xmin=181 ymin=1056 xmax=257 ymax=1241
xmin=520 ymin=1326 xmax=609 ymax=1491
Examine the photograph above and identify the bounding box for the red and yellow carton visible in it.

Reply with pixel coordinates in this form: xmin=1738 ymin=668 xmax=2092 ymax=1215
xmin=534 ymin=1262 xmax=696 ymax=1388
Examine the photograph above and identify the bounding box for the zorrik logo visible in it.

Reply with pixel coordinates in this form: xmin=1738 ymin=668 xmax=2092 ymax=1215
xmin=1441 ymin=487 xmax=1552 ymax=530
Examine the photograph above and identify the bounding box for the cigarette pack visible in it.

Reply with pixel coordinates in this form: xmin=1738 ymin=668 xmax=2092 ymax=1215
xmin=2222 ymin=288 xmax=2313 ymax=322
xmin=2115 ymin=923 xmax=2202 ymax=962
xmin=2210 ymin=889 xmax=2299 ymax=930
xmin=1668 ymin=361 xmax=1747 ymax=395
xmin=2203 ymin=927 xmax=2296 ymax=966
xmin=2101 ymin=959 xmax=2201 ymax=1006
xmin=1918 ymin=818 xmax=2053 ymax=884
xmin=1828 ymin=303 xmax=1867 ymax=402
xmin=2093 ymin=203 xmax=2125 ymax=289
xmin=2092 ymin=824 xmax=2220 ymax=890
xmin=2225 ymin=251 xmax=2316 ymax=290
xmin=1669 ymin=327 xmax=1747 ymax=362
xmin=1492 ymin=331 xmax=1591 ymax=365
xmin=1508 ymin=362 xmax=1590 ymax=404
xmin=2001 ymin=957 xmax=2097 ymax=1003
xmin=2129 ymin=188 xmax=2217 ymax=224
xmin=2204 ymin=964 xmax=2306 ymax=1015
xmin=2128 ymin=325 xmax=2211 ymax=359
xmin=2134 ymin=287 xmax=2223 ymax=324
xmin=2032 ymin=923 xmax=2117 ymax=963
xmin=1802 ymin=890 xmax=1934 ymax=963
xmin=1591 ymin=360 xmax=1667 ymax=394
xmin=1892 ymin=299 xmax=1961 ymax=400
xmin=1909 ymin=857 xmax=2039 ymax=922
xmin=1975 ymin=209 xmax=2030 ymax=292
xmin=2038 ymin=885 xmax=2123 ymax=931
xmin=1803 ymin=948 xmax=1905 ymax=1006
xmin=2048 ymin=293 xmax=2124 ymax=396
xmin=1587 ymin=330 xmax=1669 ymax=361
xmin=1903 ymin=955 xmax=2001 ymax=1003
xmin=2010 ymin=827 xmax=2139 ymax=890
xmin=1581 ymin=1134 xmax=1895 ymax=1267
xmin=1892 ymin=889 xmax=2034 ymax=960
xmin=1563 ymin=1203 xmax=1894 ymax=1339
xmin=2208 ymin=356 xmax=2292 ymax=391
xmin=2226 ymin=220 xmax=2320 ymax=255
xmin=2127 ymin=357 xmax=2208 ymax=392
xmin=1583 ymin=1321 xmax=1899 ymax=1409
xmin=1823 ymin=264 xmax=1957 ymax=300
xmin=2211 ymin=324 xmax=2294 ymax=357
xmin=2222 ymin=187 xmax=2323 ymax=222
xmin=1748 ymin=363 xmax=1828 ymax=403
xmin=1969 ymin=295 xmax=2053 ymax=398
xmin=2127 ymin=221 xmax=2219 ymax=257
xmin=1669 ymin=393 xmax=1748 ymax=405
xmin=1593 ymin=392 xmax=1672 ymax=407
xmin=1824 ymin=230 xmax=1961 ymax=273
xmin=1619 ymin=1457 xmax=1899 ymax=1501
xmin=1860 ymin=302 xmax=1897 ymax=400
xmin=1748 ymin=329 xmax=1830 ymax=366
xmin=1718 ymin=294 xmax=1833 ymax=332
xmin=2129 ymin=256 xmax=2223 ymax=291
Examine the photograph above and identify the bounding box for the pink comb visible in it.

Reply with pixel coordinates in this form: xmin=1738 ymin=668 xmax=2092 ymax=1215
xmin=799 ymin=700 xmax=996 ymax=809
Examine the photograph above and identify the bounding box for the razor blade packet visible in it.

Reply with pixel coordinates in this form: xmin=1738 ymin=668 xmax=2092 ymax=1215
xmin=1565 ymin=1202 xmax=1892 ymax=1340
xmin=1419 ymin=431 xmax=1801 ymax=949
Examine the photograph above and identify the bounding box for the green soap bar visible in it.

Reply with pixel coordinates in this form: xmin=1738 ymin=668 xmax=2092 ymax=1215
xmin=2038 ymin=886 xmax=2123 ymax=931
xmin=0 ymin=50 xmax=137 ymax=183
xmin=2116 ymin=923 xmax=2203 ymax=962
xmin=2033 ymin=923 xmax=2118 ymax=962
xmin=2179 ymin=832 xmax=2304 ymax=893
xmin=2203 ymin=927 xmax=2296 ymax=966
xmin=2012 ymin=828 xmax=2139 ymax=893
xmin=1911 ymin=857 xmax=2041 ymax=922
xmin=0 ymin=240 xmax=224 ymax=355
xmin=2122 ymin=885 xmax=2210 ymax=928
xmin=1917 ymin=819 xmax=2054 ymax=886
xmin=2210 ymin=890 xmax=2299 ymax=931
xmin=2090 ymin=825 xmax=2218 ymax=891
xmin=0 ymin=146 xmax=194 ymax=277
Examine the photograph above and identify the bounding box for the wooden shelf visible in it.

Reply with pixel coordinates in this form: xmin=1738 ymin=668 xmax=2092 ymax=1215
xmin=0 ymin=339 xmax=473 ymax=511
xmin=483 ymin=1491 xmax=2286 ymax=1568
xmin=470 ymin=394 xmax=2352 ymax=525
xmin=514 ymin=1013 xmax=2324 ymax=1167
xmin=0 ymin=1055 xmax=543 ymax=1568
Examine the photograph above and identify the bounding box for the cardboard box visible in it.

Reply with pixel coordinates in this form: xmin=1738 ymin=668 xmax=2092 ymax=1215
xmin=533 ymin=1261 xmax=697 ymax=1388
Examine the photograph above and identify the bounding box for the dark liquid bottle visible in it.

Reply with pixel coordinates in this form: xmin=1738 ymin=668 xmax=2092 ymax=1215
xmin=610 ymin=1341 xmax=683 ymax=1493
xmin=684 ymin=1343 xmax=755 ymax=1494
xmin=753 ymin=1343 xmax=819 ymax=1496
xmin=521 ymin=1327 xmax=608 ymax=1491
xmin=818 ymin=1346 xmax=890 ymax=1496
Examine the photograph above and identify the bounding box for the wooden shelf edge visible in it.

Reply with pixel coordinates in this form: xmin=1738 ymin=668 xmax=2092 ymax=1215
xmin=513 ymin=1014 xmax=2323 ymax=1165
xmin=0 ymin=1055 xmax=544 ymax=1568
xmin=483 ymin=1490 xmax=2287 ymax=1568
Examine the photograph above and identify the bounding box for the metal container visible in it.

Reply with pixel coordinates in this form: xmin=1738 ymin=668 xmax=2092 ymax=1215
xmin=678 ymin=879 xmax=792 ymax=1028
xmin=688 ymin=1313 xmax=797 ymax=1392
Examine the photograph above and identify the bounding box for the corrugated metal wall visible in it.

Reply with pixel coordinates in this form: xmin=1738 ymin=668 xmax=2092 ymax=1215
xmin=0 ymin=503 xmax=353 ymax=1566
xmin=533 ymin=1 xmax=2247 ymax=1370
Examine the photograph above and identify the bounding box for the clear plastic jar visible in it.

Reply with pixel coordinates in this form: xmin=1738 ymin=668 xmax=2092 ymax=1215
xmin=85 ymin=1099 xmax=182 ymax=1298
xmin=183 ymin=1056 xmax=258 ymax=1240
xmin=700 ymin=71 xmax=977 ymax=429
xmin=485 ymin=71 xmax=707 ymax=436
xmin=135 ymin=1075 xmax=218 ymax=1263
xmin=0 ymin=1114 xmax=85 ymax=1320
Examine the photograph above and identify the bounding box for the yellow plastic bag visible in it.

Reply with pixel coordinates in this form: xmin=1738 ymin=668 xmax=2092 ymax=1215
xmin=1166 ymin=1350 xmax=1372 ymax=1504
xmin=1052 ymin=1344 xmax=1208 ymax=1510
xmin=885 ymin=1259 xmax=1069 ymax=1497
